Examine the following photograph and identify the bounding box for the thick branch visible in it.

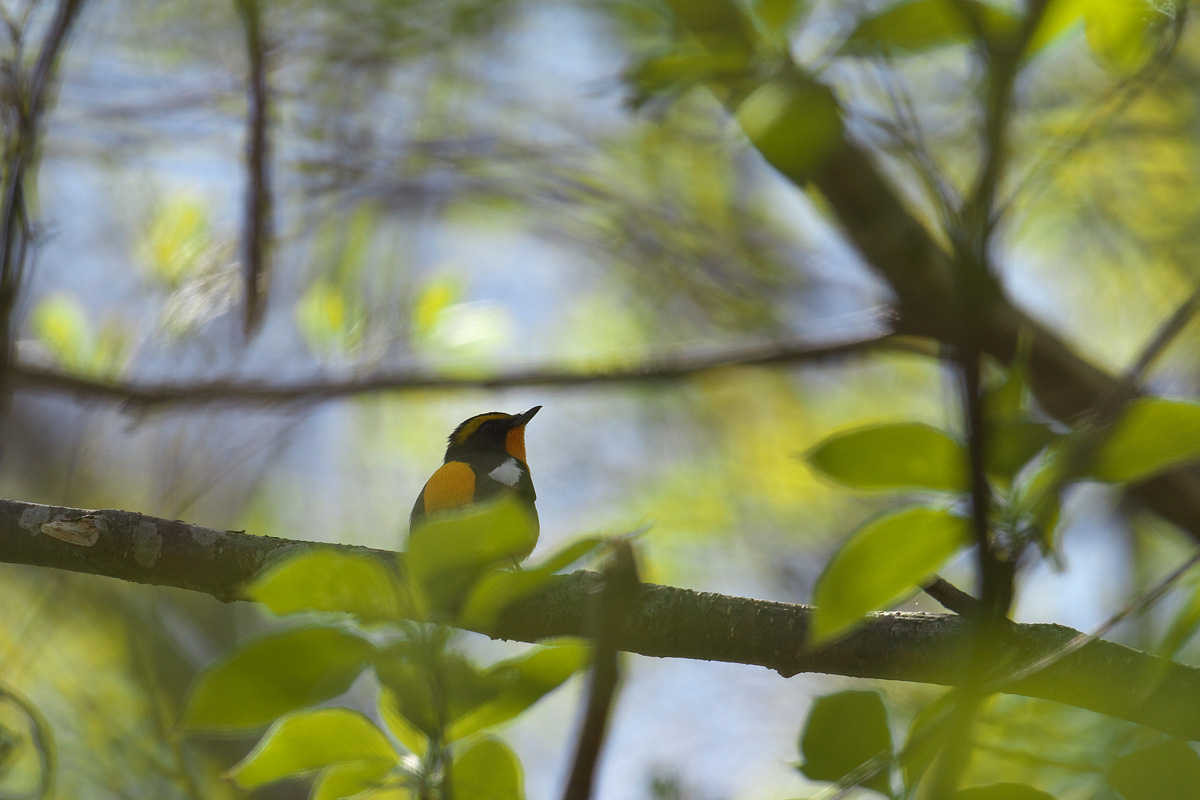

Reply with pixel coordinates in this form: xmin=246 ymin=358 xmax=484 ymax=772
xmin=2 ymin=497 xmax=1200 ymax=741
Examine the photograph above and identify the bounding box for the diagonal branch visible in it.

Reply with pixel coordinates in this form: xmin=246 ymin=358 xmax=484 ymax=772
xmin=3 ymin=496 xmax=1200 ymax=741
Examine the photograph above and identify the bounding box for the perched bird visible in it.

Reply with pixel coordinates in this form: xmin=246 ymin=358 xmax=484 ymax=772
xmin=409 ymin=406 xmax=541 ymax=560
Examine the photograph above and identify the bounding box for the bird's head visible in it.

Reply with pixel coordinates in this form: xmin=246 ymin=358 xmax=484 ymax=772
xmin=444 ymin=406 xmax=541 ymax=463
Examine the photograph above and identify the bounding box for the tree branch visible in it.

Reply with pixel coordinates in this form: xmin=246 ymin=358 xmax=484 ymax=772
xmin=6 ymin=332 xmax=910 ymax=410
xmin=2 ymin=497 xmax=1200 ymax=741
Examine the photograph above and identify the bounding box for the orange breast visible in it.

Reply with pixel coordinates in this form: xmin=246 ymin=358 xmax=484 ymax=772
xmin=421 ymin=461 xmax=476 ymax=513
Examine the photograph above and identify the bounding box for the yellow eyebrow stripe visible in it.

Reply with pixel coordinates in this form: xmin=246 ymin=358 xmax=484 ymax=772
xmin=422 ymin=461 xmax=476 ymax=513
xmin=453 ymin=413 xmax=508 ymax=444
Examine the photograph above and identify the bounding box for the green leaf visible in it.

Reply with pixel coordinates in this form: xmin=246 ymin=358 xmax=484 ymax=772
xmin=756 ymin=0 xmax=806 ymax=34
xmin=247 ymin=549 xmax=408 ymax=622
xmin=459 ymin=538 xmax=605 ymax=630
xmin=808 ymin=423 xmax=966 ymax=492
xmin=1109 ymin=740 xmax=1200 ymax=800
xmin=1025 ymin=0 xmax=1088 ymax=57
xmin=900 ymin=694 xmax=954 ymax=789
xmin=1159 ymin=574 xmax=1200 ymax=660
xmin=1087 ymin=398 xmax=1200 ymax=484
xmin=229 ymin=708 xmax=397 ymax=789
xmin=663 ymin=0 xmax=758 ymax=53
xmin=375 ymin=647 xmax=503 ymax=740
xmin=986 ymin=419 xmax=1056 ymax=483
xmin=736 ymin=76 xmax=843 ymax=183
xmin=813 ymin=507 xmax=972 ymax=641
xmin=380 ymin=687 xmax=429 ymax=756
xmin=954 ymin=784 xmax=1058 ymax=800
xmin=449 ymin=738 xmax=524 ymax=800
xmin=843 ymin=0 xmax=1019 ymax=54
xmin=450 ymin=641 xmax=590 ymax=739
xmin=798 ymin=691 xmax=894 ymax=798
xmin=406 ymin=497 xmax=539 ymax=618
xmin=1084 ymin=0 xmax=1170 ymax=73
xmin=312 ymin=761 xmax=397 ymax=800
xmin=182 ymin=626 xmax=377 ymax=731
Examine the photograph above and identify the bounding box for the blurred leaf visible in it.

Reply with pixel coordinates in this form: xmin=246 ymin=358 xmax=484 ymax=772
xmin=296 ymin=279 xmax=365 ymax=356
xmin=1085 ymin=0 xmax=1170 ymax=73
xmin=1109 ymin=740 xmax=1200 ymax=800
xmin=1159 ymin=574 xmax=1200 ymax=659
xmin=459 ymin=537 xmax=605 ymax=630
xmin=312 ymin=760 xmax=398 ymax=800
xmin=813 ymin=507 xmax=972 ymax=641
xmin=30 ymin=294 xmax=92 ymax=373
xmin=625 ymin=47 xmax=751 ymax=107
xmin=449 ymin=738 xmax=524 ymax=800
xmin=843 ymin=0 xmax=1019 ymax=54
xmin=1087 ymin=398 xmax=1200 ymax=484
xmin=415 ymin=300 xmax=515 ymax=371
xmin=1026 ymin=0 xmax=1088 ymax=56
xmin=954 ymin=785 xmax=1057 ymax=800
xmin=229 ymin=708 xmax=397 ymax=789
xmin=901 ymin=694 xmax=954 ymax=789
xmin=407 ymin=497 xmax=539 ymax=618
xmin=755 ymin=0 xmax=806 ymax=34
xmin=142 ymin=194 xmax=210 ymax=288
xmin=375 ymin=647 xmax=502 ymax=740
xmin=183 ymin=626 xmax=377 ymax=731
xmin=986 ymin=419 xmax=1057 ymax=484
xmin=736 ymin=76 xmax=843 ymax=182
xmin=450 ymin=640 xmax=590 ymax=739
xmin=807 ymin=423 xmax=966 ymax=492
xmin=247 ymin=550 xmax=409 ymax=622
xmin=412 ymin=275 xmax=462 ymax=339
xmin=663 ymin=0 xmax=758 ymax=54
xmin=380 ymin=687 xmax=429 ymax=756
xmin=798 ymin=690 xmax=894 ymax=798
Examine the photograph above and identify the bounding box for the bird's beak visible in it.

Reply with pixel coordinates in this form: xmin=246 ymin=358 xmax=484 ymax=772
xmin=513 ymin=406 xmax=542 ymax=427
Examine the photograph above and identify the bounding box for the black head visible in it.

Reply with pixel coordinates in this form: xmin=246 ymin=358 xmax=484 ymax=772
xmin=444 ymin=406 xmax=541 ymax=462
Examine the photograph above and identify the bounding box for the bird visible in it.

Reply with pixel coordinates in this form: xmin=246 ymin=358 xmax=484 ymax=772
xmin=409 ymin=406 xmax=541 ymax=561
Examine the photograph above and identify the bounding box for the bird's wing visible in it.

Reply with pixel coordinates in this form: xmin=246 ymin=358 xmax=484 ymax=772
xmin=412 ymin=460 xmax=476 ymax=521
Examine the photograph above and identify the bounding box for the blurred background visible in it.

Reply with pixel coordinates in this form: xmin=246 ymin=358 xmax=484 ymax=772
xmin=1 ymin=0 xmax=1199 ymax=797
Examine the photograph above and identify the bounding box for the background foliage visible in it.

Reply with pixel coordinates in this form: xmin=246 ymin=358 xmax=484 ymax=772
xmin=3 ymin=0 xmax=1200 ymax=798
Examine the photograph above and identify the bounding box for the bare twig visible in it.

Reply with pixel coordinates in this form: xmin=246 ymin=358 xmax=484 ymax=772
xmin=7 ymin=331 xmax=912 ymax=410
xmin=0 ymin=0 xmax=84 ymax=373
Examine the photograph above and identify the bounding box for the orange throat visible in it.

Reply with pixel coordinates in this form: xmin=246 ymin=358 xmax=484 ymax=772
xmin=505 ymin=425 xmax=527 ymax=463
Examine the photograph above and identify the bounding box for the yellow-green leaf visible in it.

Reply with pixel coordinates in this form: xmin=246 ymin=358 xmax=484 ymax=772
xmin=230 ymin=708 xmax=397 ymax=789
xmin=247 ymin=550 xmax=408 ymax=622
xmin=736 ymin=76 xmax=843 ymax=183
xmin=449 ymin=738 xmax=524 ymax=800
xmin=1087 ymin=398 xmax=1200 ymax=484
xmin=807 ymin=423 xmax=966 ymax=492
xmin=813 ymin=507 xmax=972 ymax=641
xmin=183 ymin=626 xmax=376 ymax=731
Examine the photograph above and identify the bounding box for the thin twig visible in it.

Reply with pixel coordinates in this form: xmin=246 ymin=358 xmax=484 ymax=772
xmin=0 ymin=0 xmax=84 ymax=372
xmin=8 ymin=331 xmax=914 ymax=410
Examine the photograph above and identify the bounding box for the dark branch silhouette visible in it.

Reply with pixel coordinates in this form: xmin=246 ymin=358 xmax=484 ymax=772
xmin=7 ymin=332 xmax=908 ymax=409
xmin=234 ymin=0 xmax=273 ymax=335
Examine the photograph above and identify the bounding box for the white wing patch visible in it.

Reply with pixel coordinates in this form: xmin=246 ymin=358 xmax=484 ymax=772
xmin=489 ymin=458 xmax=523 ymax=487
